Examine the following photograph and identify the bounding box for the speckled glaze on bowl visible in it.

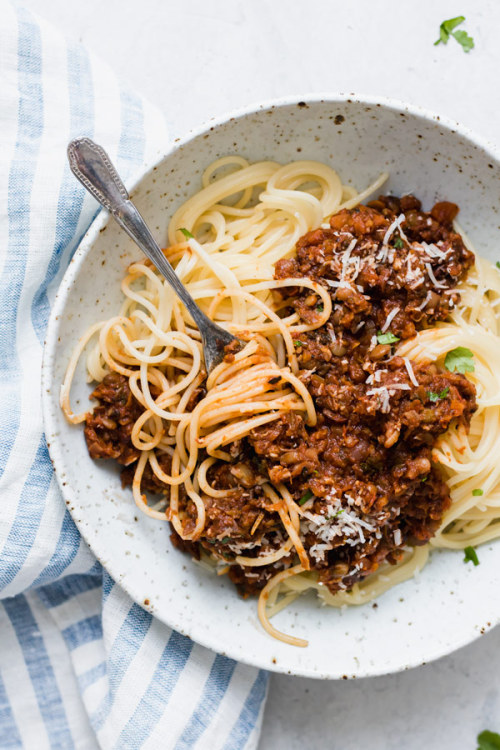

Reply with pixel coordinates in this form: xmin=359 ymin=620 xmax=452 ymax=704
xmin=43 ymin=94 xmax=500 ymax=679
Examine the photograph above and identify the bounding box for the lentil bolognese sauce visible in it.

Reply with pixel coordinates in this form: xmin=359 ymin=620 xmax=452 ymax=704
xmin=61 ymin=158 xmax=500 ymax=646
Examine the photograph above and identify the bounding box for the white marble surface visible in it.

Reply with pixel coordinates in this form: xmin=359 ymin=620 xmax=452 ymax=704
xmin=20 ymin=0 xmax=500 ymax=747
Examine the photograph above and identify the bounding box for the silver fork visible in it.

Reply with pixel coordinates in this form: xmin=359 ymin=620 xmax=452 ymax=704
xmin=67 ymin=137 xmax=239 ymax=373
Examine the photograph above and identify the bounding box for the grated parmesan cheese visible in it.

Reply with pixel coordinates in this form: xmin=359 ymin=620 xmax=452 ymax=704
xmin=382 ymin=213 xmax=408 ymax=247
xmin=366 ymin=386 xmax=390 ymax=413
xmin=366 ymin=383 xmax=411 ymax=413
xmin=327 ymin=325 xmax=337 ymax=343
xmin=339 ymin=238 xmax=357 ymax=282
xmin=303 ymin=491 xmax=378 ymax=562
xmin=381 ymin=306 xmax=400 ymax=333
xmin=405 ymin=256 xmax=425 ymax=286
xmin=225 ymin=537 xmax=266 ymax=555
xmin=421 ymin=241 xmax=447 ymax=260
xmin=415 ymin=290 xmax=433 ymax=311
xmin=425 ymin=262 xmax=447 ymax=289
xmin=403 ymin=357 xmax=419 ymax=387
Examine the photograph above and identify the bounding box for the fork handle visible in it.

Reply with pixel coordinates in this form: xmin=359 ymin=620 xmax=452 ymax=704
xmin=68 ymin=137 xmax=210 ymax=328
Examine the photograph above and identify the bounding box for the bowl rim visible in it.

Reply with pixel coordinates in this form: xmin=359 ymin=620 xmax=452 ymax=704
xmin=42 ymin=92 xmax=500 ymax=679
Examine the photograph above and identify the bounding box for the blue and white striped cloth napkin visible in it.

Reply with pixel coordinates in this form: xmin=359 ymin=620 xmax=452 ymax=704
xmin=0 ymin=2 xmax=268 ymax=747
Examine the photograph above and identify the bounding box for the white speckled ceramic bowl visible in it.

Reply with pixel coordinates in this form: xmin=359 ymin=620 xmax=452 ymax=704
xmin=43 ymin=94 xmax=500 ymax=679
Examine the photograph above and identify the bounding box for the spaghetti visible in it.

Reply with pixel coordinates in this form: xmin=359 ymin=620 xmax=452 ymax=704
xmin=61 ymin=156 xmax=500 ymax=647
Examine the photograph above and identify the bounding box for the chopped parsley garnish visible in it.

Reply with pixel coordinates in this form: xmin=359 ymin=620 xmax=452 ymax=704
xmin=326 ymin=510 xmax=343 ymax=520
xmin=452 ymin=28 xmax=475 ymax=53
xmin=477 ymin=730 xmax=500 ymax=750
xmin=316 ymin=304 xmax=324 ymax=312
xmin=496 ymin=261 xmax=500 ymax=270
xmin=421 ymin=476 xmax=428 ymax=482
xmin=444 ymin=346 xmax=475 ymax=374
xmin=221 ymin=537 xmax=231 ymax=544
xmin=472 ymin=488 xmax=484 ymax=497
xmin=434 ymin=16 xmax=474 ymax=53
xmin=299 ymin=490 xmax=313 ymax=505
xmin=394 ymin=237 xmax=404 ymax=249
xmin=427 ymin=386 xmax=450 ymax=402
xmin=464 ymin=545 xmax=479 ymax=566
xmin=294 ymin=340 xmax=304 ymax=348
xmin=179 ymin=227 xmax=194 ymax=239
xmin=377 ymin=331 xmax=400 ymax=345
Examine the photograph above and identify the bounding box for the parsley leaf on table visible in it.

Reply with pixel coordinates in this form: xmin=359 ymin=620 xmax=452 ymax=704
xmin=464 ymin=546 xmax=479 ymax=566
xmin=435 ymin=15 xmax=465 ymax=44
xmin=477 ymin=730 xmax=500 ymax=750
xmin=434 ymin=16 xmax=474 ymax=53
xmin=444 ymin=347 xmax=474 ymax=374
xmin=452 ymin=28 xmax=474 ymax=52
